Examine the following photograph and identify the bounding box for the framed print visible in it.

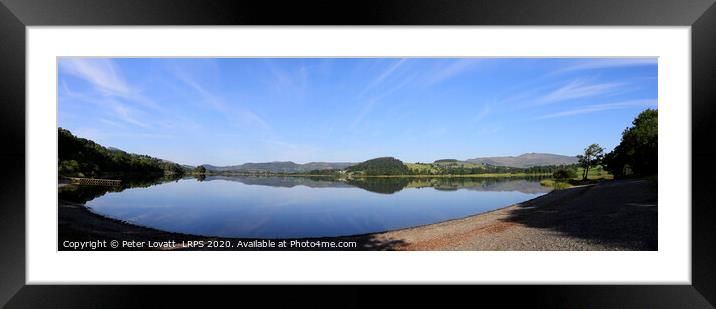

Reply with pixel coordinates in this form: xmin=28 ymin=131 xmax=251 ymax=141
xmin=1 ymin=0 xmax=716 ymax=307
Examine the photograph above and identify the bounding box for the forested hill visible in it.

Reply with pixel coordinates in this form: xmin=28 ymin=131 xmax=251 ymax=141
xmin=346 ymin=157 xmax=410 ymax=175
xmin=58 ymin=128 xmax=185 ymax=178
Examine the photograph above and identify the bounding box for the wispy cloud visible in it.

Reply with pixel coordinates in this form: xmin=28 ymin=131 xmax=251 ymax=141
xmin=355 ymin=59 xmax=410 ymax=99
xmin=110 ymin=101 xmax=149 ymax=128
xmin=473 ymin=102 xmax=493 ymax=122
xmin=536 ymin=99 xmax=657 ymax=119
xmin=557 ymin=58 xmax=657 ymax=74
xmin=99 ymin=118 xmax=126 ymax=128
xmin=263 ymin=59 xmax=309 ymax=102
xmin=170 ymin=65 xmax=271 ymax=131
xmin=59 ymin=58 xmax=160 ymax=111
xmin=535 ymin=79 xmax=626 ymax=105
xmin=60 ymin=58 xmax=130 ymax=94
xmin=367 ymin=59 xmax=407 ymax=89
xmin=350 ymin=73 xmax=416 ymax=130
xmin=424 ymin=59 xmax=481 ymax=86
xmin=57 ymin=58 xmax=180 ymax=132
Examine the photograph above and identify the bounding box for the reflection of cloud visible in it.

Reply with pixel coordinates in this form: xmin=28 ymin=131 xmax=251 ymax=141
xmin=537 ymin=99 xmax=657 ymax=119
xmin=556 ymin=58 xmax=657 ymax=73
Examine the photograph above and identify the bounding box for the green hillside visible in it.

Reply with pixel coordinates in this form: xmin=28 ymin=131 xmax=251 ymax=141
xmin=58 ymin=128 xmax=185 ymax=179
xmin=346 ymin=157 xmax=410 ymax=176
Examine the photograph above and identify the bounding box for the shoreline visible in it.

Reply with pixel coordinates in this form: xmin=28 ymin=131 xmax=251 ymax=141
xmin=58 ymin=178 xmax=657 ymax=251
xmin=190 ymin=173 xmax=552 ymax=178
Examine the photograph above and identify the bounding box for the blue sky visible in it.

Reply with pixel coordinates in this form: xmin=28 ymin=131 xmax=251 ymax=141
xmin=58 ymin=58 xmax=657 ymax=166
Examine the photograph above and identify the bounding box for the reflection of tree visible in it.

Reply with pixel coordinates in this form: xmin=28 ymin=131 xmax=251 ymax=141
xmin=206 ymin=175 xmax=353 ymax=188
xmin=59 ymin=175 xmax=553 ymax=203
xmin=58 ymin=175 xmax=182 ymax=204
xmin=406 ymin=176 xmax=551 ymax=194
xmin=346 ymin=178 xmax=412 ymax=194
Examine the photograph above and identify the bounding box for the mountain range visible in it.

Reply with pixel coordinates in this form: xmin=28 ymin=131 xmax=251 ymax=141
xmin=198 ymin=153 xmax=577 ymax=173
xmin=464 ymin=153 xmax=578 ymax=168
xmin=201 ymin=162 xmax=355 ymax=173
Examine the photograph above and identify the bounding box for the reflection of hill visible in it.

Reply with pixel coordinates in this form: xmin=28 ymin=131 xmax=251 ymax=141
xmin=405 ymin=177 xmax=551 ymax=194
xmin=346 ymin=178 xmax=411 ymax=194
xmin=463 ymin=179 xmax=551 ymax=194
xmin=205 ymin=175 xmax=353 ymax=189
xmin=60 ymin=175 xmax=551 ymax=203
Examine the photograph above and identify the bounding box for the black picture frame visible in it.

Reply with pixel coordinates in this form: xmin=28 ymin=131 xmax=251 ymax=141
xmin=1 ymin=0 xmax=715 ymax=307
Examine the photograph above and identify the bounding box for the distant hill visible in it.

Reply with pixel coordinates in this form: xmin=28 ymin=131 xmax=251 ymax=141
xmin=466 ymin=153 xmax=578 ymax=168
xmin=347 ymin=157 xmax=410 ymax=176
xmin=434 ymin=159 xmax=460 ymax=163
xmin=201 ymin=161 xmax=355 ymax=173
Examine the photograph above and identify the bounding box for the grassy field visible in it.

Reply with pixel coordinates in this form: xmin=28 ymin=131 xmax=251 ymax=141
xmin=540 ymin=165 xmax=613 ymax=189
xmin=356 ymin=172 xmax=551 ymax=178
xmin=577 ymin=166 xmax=614 ymax=181
xmin=405 ymin=162 xmax=487 ymax=174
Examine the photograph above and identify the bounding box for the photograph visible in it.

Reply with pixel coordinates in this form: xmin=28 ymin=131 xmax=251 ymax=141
xmin=57 ymin=57 xmax=658 ymax=251
xmin=3 ymin=0 xmax=713 ymax=306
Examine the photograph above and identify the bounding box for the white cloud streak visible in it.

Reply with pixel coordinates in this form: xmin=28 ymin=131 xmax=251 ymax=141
xmin=425 ymin=59 xmax=481 ymax=86
xmin=60 ymin=58 xmax=130 ymax=94
xmin=350 ymin=74 xmax=416 ymax=130
xmin=557 ymin=58 xmax=657 ymax=73
xmin=170 ymin=64 xmax=271 ymax=132
xmin=58 ymin=58 xmax=177 ymax=131
xmin=537 ymin=99 xmax=657 ymax=119
xmin=355 ymin=59 xmax=409 ymax=99
xmin=59 ymin=58 xmax=160 ymax=111
xmin=535 ymin=79 xmax=626 ymax=105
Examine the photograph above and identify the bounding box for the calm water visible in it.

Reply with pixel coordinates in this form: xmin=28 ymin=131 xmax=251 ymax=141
xmin=74 ymin=176 xmax=550 ymax=238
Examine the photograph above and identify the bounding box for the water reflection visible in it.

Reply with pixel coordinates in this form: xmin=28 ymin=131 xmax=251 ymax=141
xmin=59 ymin=175 xmax=552 ymax=238
xmin=60 ymin=175 xmax=551 ymax=204
xmin=199 ymin=175 xmax=550 ymax=195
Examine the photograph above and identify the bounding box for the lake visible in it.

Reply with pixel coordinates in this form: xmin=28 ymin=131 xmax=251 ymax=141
xmin=65 ymin=176 xmax=551 ymax=238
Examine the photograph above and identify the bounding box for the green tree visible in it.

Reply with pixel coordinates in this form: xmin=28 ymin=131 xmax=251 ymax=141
xmin=194 ymin=166 xmax=207 ymax=174
xmin=552 ymin=168 xmax=577 ymax=190
xmin=553 ymin=168 xmax=577 ymax=181
xmin=347 ymin=157 xmax=410 ymax=176
xmin=576 ymin=144 xmax=604 ymax=180
xmin=603 ymin=109 xmax=658 ymax=177
xmin=58 ymin=160 xmax=80 ymax=176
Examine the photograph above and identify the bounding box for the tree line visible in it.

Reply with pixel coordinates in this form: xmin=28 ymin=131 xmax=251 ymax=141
xmin=58 ymin=128 xmax=185 ymax=179
xmin=551 ymin=108 xmax=657 ymax=183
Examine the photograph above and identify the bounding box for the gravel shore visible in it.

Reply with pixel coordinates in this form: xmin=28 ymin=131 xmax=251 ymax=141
xmin=58 ymin=178 xmax=656 ymax=251
xmin=370 ymin=178 xmax=657 ymax=250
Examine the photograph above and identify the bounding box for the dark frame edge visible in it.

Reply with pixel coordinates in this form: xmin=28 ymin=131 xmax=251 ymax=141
xmin=0 ymin=0 xmax=26 ymax=308
xmin=692 ymin=0 xmax=716 ymax=306
xmin=1 ymin=0 xmax=715 ymax=308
